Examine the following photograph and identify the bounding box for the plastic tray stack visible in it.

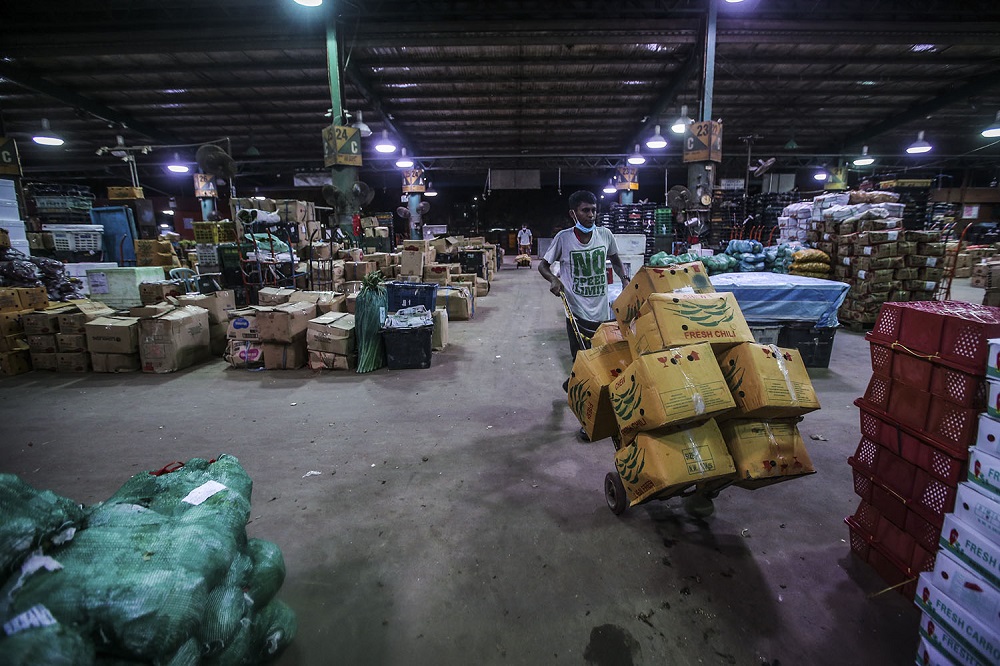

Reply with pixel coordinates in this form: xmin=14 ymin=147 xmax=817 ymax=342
xmin=845 ymin=301 xmax=1000 ymax=597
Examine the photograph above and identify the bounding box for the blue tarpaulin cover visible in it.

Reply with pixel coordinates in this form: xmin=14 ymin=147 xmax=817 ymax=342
xmin=709 ymin=272 xmax=849 ymax=328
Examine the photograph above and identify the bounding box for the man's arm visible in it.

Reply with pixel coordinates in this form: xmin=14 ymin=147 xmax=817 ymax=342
xmin=609 ymin=253 xmax=629 ymax=284
xmin=538 ymin=259 xmax=563 ymax=296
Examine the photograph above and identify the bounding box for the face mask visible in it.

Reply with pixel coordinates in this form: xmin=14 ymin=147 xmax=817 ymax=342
xmin=575 ymin=220 xmax=594 ymax=234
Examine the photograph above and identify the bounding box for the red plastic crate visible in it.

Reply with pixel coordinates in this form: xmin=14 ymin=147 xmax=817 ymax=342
xmin=850 ymin=430 xmax=965 ymax=490
xmin=928 ymin=363 xmax=987 ymax=409
xmin=923 ymin=399 xmax=980 ymax=454
xmin=859 ymin=406 xmax=899 ymax=448
xmin=939 ymin=303 xmax=1000 ymax=372
xmin=845 ymin=503 xmax=936 ymax=598
xmin=885 ymin=381 xmax=932 ymax=432
xmin=869 ymin=342 xmax=893 ymax=376
xmin=848 ymin=458 xmax=956 ymax=528
xmin=892 ymin=352 xmax=934 ymax=392
xmin=863 ymin=373 xmax=893 ymax=411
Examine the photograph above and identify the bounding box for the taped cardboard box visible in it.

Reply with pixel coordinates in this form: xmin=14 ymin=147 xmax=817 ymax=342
xmin=26 ymin=335 xmax=57 ymax=353
xmin=134 ymin=239 xmax=176 ymax=267
xmin=139 ymin=305 xmax=210 ymax=373
xmin=591 ymin=322 xmax=625 ymax=348
xmin=475 ymin=277 xmax=490 ymax=298
xmin=719 ymin=419 xmax=816 ymax=489
xmin=129 ymin=303 xmax=174 ymax=319
xmin=23 ymin=310 xmax=64 ymax=335
xmin=173 ymin=290 xmax=235 ymax=325
xmin=56 ymin=333 xmax=88 ymax=353
xmin=432 ymin=308 xmax=449 ymax=351
xmin=0 ymin=310 xmax=29 ymax=336
xmin=14 ymin=287 xmax=48 ymax=312
xmin=400 ymin=250 xmax=425 ymax=277
xmin=263 ymin=340 xmax=307 ymax=370
xmin=613 ymin=419 xmax=737 ymax=507
xmin=0 ymin=350 xmax=31 ymax=376
xmin=56 ymin=300 xmax=116 ymax=334
xmin=85 ymin=316 xmax=140 ymax=354
xmin=0 ymin=289 xmax=21 ymax=313
xmin=626 ymin=292 xmax=754 ymax=357
xmin=0 ymin=334 xmax=28 ymax=353
xmin=257 ymin=287 xmax=297 ymax=305
xmin=226 ymin=307 xmax=261 ymax=341
xmin=609 ymin=342 xmax=735 ymax=440
xmin=345 ymin=261 xmax=377 ymax=282
xmin=30 ymin=352 xmax=57 ymax=371
xmin=308 ymin=350 xmax=356 ymax=371
xmin=423 ymin=264 xmax=452 ymax=285
xmin=257 ymin=301 xmax=316 ymax=343
xmin=716 ymin=343 xmax=820 ymax=419
xmin=435 ymin=285 xmax=472 ymax=321
xmin=306 ymin=312 xmax=356 ymax=355
xmin=57 ymin=352 xmax=90 ymax=373
xmin=139 ymin=280 xmax=185 ymax=305
xmin=612 ymin=263 xmax=715 ymax=327
xmin=568 ymin=341 xmax=633 ymax=441
xmin=91 ymin=352 xmax=141 ymax=373
xmin=224 ymin=340 xmax=264 ymax=369
xmin=289 ymin=290 xmax=345 ymax=314
xmin=366 ymin=252 xmax=390 ymax=270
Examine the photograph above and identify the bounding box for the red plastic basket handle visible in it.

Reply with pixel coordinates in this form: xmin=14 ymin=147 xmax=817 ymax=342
xmin=150 ymin=461 xmax=185 ymax=476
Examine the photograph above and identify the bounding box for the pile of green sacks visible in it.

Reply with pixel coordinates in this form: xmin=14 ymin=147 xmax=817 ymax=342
xmin=647 ymin=241 xmax=794 ymax=276
xmin=0 ymin=455 xmax=295 ymax=665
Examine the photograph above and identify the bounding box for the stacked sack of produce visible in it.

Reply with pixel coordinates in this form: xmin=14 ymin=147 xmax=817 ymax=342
xmin=0 ymin=455 xmax=295 ymax=665
xmin=763 ymin=243 xmax=796 ymax=273
xmin=647 ymin=251 xmax=703 ymax=267
xmin=789 ymin=248 xmax=832 ymax=279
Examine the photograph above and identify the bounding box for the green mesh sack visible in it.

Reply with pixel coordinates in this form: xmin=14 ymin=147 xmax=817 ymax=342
xmin=200 ymin=585 xmax=251 ymax=656
xmin=0 ymin=622 xmax=95 ymax=666
xmin=251 ymin=599 xmax=297 ymax=662
xmin=160 ymin=637 xmax=201 ymax=666
xmin=224 ymin=552 xmax=254 ymax=588
xmin=246 ymin=539 xmax=286 ymax=608
xmin=0 ymin=474 xmax=84 ymax=575
xmin=205 ymin=618 xmax=253 ymax=666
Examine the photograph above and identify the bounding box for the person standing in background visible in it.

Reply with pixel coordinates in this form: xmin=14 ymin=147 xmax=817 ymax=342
xmin=517 ymin=223 xmax=533 ymax=256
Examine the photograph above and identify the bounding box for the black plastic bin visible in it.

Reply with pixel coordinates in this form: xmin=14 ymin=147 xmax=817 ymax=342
xmin=383 ymin=325 xmax=434 ymax=369
xmin=777 ymin=323 xmax=836 ymax=368
xmin=385 ymin=281 xmax=438 ymax=312
xmin=459 ymin=251 xmax=487 ymax=278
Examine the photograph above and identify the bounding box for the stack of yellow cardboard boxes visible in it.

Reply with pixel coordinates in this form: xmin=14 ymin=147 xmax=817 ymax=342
xmin=567 ymin=263 xmax=821 ymax=509
xmin=0 ymin=287 xmax=49 ymax=375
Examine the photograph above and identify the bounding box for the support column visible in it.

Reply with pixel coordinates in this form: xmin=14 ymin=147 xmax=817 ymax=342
xmin=408 ymin=193 xmax=422 ymax=240
xmin=327 ymin=19 xmax=358 ymax=237
xmin=619 ymin=191 xmax=634 ymax=205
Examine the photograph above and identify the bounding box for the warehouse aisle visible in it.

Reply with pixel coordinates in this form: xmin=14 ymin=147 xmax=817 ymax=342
xmin=0 ymin=263 xmax=922 ymax=666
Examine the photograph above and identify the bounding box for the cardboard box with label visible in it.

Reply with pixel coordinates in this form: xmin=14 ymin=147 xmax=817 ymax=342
xmin=716 ymin=343 xmax=820 ymax=419
xmin=56 ymin=333 xmax=88 ymax=353
xmin=289 ymin=290 xmax=345 ymax=314
xmin=952 ymin=482 xmax=1000 ymax=546
xmin=0 ymin=289 xmax=21 ymax=313
xmin=435 ymin=285 xmax=473 ymax=321
xmin=0 ymin=350 xmax=31 ymax=376
xmin=56 ymin=301 xmax=116 ymax=334
xmin=0 ymin=310 xmax=28 ymax=337
xmin=91 ymin=352 xmax=141 ymax=373
xmin=306 ymin=312 xmax=356 ymax=355
xmin=613 ymin=418 xmax=737 ymax=507
xmin=307 ymin=350 xmax=356 ymax=371
xmin=568 ymin=341 xmax=634 ymax=441
xmin=612 ymin=263 xmax=715 ymax=327
xmin=174 ymin=290 xmax=236 ymax=325
xmin=85 ymin=316 xmax=141 ymax=354
xmin=226 ymin=307 xmax=261 ymax=341
xmin=139 ymin=306 xmax=210 ymax=373
xmin=30 ymin=352 xmax=58 ymax=371
xmin=592 ymin=321 xmax=625 ymax=348
xmin=969 ymin=446 xmax=1000 ymax=497
xmin=257 ymin=301 xmax=316 ymax=343
xmin=626 ymin=293 xmax=754 ymax=357
xmin=15 ymin=287 xmax=49 ymax=312
xmin=57 ymin=352 xmax=90 ymax=373
xmin=609 ymin=342 xmax=735 ymax=439
xmin=423 ymin=264 xmax=452 ymax=285
xmin=432 ymin=308 xmax=449 ymax=351
xmin=26 ymin=335 xmax=57 ymax=353
xmin=263 ymin=340 xmax=307 ymax=370
xmin=257 ymin=287 xmax=297 ymax=305
xmin=23 ymin=310 xmax=64 ymax=335
xmin=224 ymin=339 xmax=264 ymax=369
xmin=719 ymin=419 xmax=817 ymax=489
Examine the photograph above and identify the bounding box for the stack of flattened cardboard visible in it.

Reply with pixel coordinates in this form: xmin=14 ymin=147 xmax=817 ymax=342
xmin=570 ymin=266 xmax=821 ymax=509
xmin=306 ymin=311 xmax=356 ymax=370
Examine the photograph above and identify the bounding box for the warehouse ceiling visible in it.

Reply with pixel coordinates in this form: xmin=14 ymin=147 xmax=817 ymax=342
xmin=2 ymin=0 xmax=1000 ymax=193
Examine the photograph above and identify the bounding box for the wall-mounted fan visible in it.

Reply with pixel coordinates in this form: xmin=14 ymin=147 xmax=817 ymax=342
xmin=752 ymin=157 xmax=777 ymax=177
xmin=195 ymin=144 xmax=238 ymax=179
xmin=666 ymin=185 xmax=694 ymax=213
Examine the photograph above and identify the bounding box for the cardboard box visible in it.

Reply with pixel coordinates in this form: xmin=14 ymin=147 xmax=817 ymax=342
xmin=289 ymin=290 xmax=345 ymax=314
xmin=612 ymin=263 xmax=715 ymax=327
xmin=56 ymin=333 xmax=88 ymax=353
xmin=345 ymin=261 xmax=377 ymax=282
xmin=90 ymin=352 xmax=141 ymax=373
xmin=226 ymin=308 xmax=261 ymax=341
xmin=423 ymin=264 xmax=452 ymax=285
xmin=366 ymin=252 xmax=390 ymax=270
xmin=952 ymin=482 xmax=1000 ymax=545
xmin=715 ymin=343 xmax=820 ymax=418
xmin=107 ymin=186 xmax=143 ymax=200
xmin=257 ymin=287 xmax=297 ymax=305
xmin=435 ymin=285 xmax=472 ymax=321
xmin=988 ymin=338 xmax=1000 ymax=380
xmin=134 ymin=239 xmax=176 ymax=267
xmin=346 ymin=293 xmax=357 ymax=314
xmin=23 ymin=310 xmax=63 ymax=335
xmin=56 ymin=301 xmax=116 ymax=334
xmin=224 ymin=340 xmax=264 ymax=369
xmin=626 ymin=292 xmax=755 ymax=357
xmin=275 ymin=199 xmax=307 ymax=224
xmin=916 ymin=551 xmax=1000 ymax=665
xmin=0 ymin=310 xmax=28 ymax=336
xmin=129 ymin=303 xmax=175 ymax=319
xmin=0 ymin=350 xmax=31 ymax=376
xmin=257 ymin=301 xmax=316 ymax=343
xmin=0 ymin=334 xmax=28 ymax=353
xmin=0 ymin=289 xmax=21 ymax=313
xmin=719 ymin=419 xmax=817 ymax=489
xmin=139 ymin=280 xmax=185 ymax=304
xmin=916 ymin=612 xmax=991 ymax=666
xmin=400 ymin=250 xmax=426 ymax=277
xmin=591 ymin=322 xmax=625 ymax=348
xmin=175 ymin=290 xmax=236 ymax=325
xmin=29 ymin=352 xmax=57 ymax=371
xmin=139 ymin=306 xmax=210 ymax=373
xmin=568 ymin=341 xmax=634 ymax=441
xmin=26 ymin=334 xmax=57 ymax=353
xmin=27 ymin=232 xmax=55 ymax=251
xmin=263 ymin=340 xmax=307 ymax=370
xmin=56 ymin=352 xmax=90 ymax=373
xmin=306 ymin=312 xmax=356 ymax=355
xmin=613 ymin=419 xmax=737 ymax=507
xmin=432 ymin=308 xmax=449 ymax=351
xmin=990 ymin=379 xmax=1000 ymax=419
xmin=307 ymin=350 xmax=356 ymax=371
xmin=976 ymin=413 xmax=1000 ymax=455
xmin=609 ymin=343 xmax=735 ymax=439
xmin=969 ymin=446 xmax=1000 ymax=497
xmin=15 ymin=287 xmax=48 ymax=311
xmin=85 ymin=316 xmax=140 ymax=354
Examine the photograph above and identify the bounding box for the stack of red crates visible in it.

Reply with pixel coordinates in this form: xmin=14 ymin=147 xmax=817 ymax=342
xmin=845 ymin=301 xmax=1000 ymax=596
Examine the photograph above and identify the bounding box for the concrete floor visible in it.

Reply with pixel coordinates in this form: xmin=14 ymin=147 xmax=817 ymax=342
xmin=0 ymin=269 xmax=985 ymax=666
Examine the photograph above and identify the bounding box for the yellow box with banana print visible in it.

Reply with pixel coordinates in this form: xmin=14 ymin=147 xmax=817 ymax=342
xmin=567 ymin=340 xmax=633 ymax=442
xmin=609 ymin=342 xmax=735 ymax=440
xmin=613 ymin=418 xmax=736 ymax=507
xmin=625 ymin=292 xmax=754 ymax=358
xmin=715 ymin=342 xmax=820 ymax=419
xmin=719 ymin=419 xmax=816 ymax=489
xmin=612 ymin=263 xmax=715 ymax=329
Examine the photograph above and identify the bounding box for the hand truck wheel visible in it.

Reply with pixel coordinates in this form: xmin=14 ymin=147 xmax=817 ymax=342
xmin=682 ymin=493 xmax=716 ymax=518
xmin=604 ymin=471 xmax=628 ymax=515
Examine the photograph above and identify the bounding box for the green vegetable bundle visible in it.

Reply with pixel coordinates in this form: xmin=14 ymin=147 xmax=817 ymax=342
xmin=355 ymin=271 xmax=387 ymax=373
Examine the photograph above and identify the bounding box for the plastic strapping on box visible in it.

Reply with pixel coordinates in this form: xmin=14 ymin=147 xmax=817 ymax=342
xmin=679 ymin=360 xmax=706 ymax=415
xmin=684 ymin=428 xmax=706 ymax=469
xmin=768 ymin=344 xmax=799 ymax=405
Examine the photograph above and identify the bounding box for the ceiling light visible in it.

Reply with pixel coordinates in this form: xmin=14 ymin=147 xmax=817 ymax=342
xmin=166 ymin=152 xmax=189 ymax=173
xmin=784 ymin=137 xmax=799 ymax=150
xmin=245 ymin=145 xmax=260 ymax=157
xmin=670 ymin=105 xmax=693 ymax=134
xmin=374 ymin=129 xmax=396 ymax=153
xmin=603 ymin=179 xmax=617 ymax=194
xmin=813 ymin=171 xmax=828 ymax=182
xmin=161 ymin=210 xmax=175 ymax=216
xmin=626 ymin=144 xmax=646 ymax=166
xmin=292 ymin=0 xmax=322 ymax=6
xmin=853 ymin=145 xmax=875 ymax=166
xmin=906 ymin=130 xmax=932 ymax=154
xmin=645 ymin=125 xmax=667 ymax=149
xmin=982 ymin=111 xmax=1000 ymax=138
xmin=352 ymin=110 xmax=373 ymax=138
xmin=725 ymin=0 xmax=746 ymax=3
xmin=395 ymin=148 xmax=414 ymax=168
xmin=910 ymin=44 xmax=936 ymax=53
xmin=32 ymin=118 xmax=64 ymax=146
xmin=424 ymin=182 xmax=438 ymax=197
